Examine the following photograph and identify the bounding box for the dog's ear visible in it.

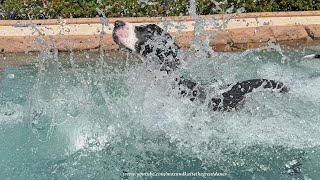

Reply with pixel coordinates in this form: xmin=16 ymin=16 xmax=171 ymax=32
xmin=135 ymin=24 xmax=165 ymax=39
xmin=145 ymin=24 xmax=181 ymax=49
xmin=145 ymin=24 xmax=164 ymax=35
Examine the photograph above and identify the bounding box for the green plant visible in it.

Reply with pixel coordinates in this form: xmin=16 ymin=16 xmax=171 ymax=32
xmin=2 ymin=0 xmax=320 ymax=20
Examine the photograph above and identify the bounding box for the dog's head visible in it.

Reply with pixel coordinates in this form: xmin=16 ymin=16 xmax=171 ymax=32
xmin=112 ymin=20 xmax=181 ymax=72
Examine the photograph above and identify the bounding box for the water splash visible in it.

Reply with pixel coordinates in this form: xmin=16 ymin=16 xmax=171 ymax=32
xmin=1 ymin=1 xmax=320 ymax=179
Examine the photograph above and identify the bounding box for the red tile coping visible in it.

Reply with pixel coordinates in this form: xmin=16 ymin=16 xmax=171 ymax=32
xmin=0 ymin=11 xmax=320 ymax=26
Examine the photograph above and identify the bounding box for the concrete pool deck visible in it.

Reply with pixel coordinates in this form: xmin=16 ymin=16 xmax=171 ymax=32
xmin=0 ymin=11 xmax=320 ymax=53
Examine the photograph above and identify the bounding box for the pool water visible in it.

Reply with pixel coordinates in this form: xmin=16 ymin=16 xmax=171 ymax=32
xmin=0 ymin=48 xmax=320 ymax=179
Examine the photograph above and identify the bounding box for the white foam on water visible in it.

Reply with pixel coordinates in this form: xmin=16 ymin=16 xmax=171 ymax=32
xmin=1 ymin=50 xmax=319 ymax=170
xmin=290 ymin=77 xmax=320 ymax=104
xmin=107 ymin=58 xmax=320 ymax=162
xmin=2 ymin=51 xmax=320 ymax=180
xmin=18 ymin=53 xmax=319 ymax=164
xmin=0 ymin=102 xmax=23 ymax=124
xmin=257 ymin=60 xmax=320 ymax=104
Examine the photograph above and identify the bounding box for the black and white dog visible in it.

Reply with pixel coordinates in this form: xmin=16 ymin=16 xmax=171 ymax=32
xmin=112 ymin=20 xmax=288 ymax=111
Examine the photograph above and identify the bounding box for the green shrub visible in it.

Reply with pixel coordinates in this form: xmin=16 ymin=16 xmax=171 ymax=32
xmin=1 ymin=0 xmax=319 ymax=20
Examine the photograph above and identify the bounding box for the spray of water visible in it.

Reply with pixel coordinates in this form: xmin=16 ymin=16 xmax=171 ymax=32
xmin=1 ymin=1 xmax=320 ymax=179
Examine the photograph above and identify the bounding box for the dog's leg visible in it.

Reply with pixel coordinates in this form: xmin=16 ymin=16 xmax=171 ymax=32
xmin=209 ymin=79 xmax=288 ymax=111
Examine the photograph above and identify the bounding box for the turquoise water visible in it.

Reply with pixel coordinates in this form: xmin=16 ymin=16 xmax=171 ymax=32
xmin=1 ymin=49 xmax=320 ymax=179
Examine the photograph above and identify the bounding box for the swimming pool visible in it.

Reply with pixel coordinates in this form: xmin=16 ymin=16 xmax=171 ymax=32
xmin=0 ymin=47 xmax=320 ymax=179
